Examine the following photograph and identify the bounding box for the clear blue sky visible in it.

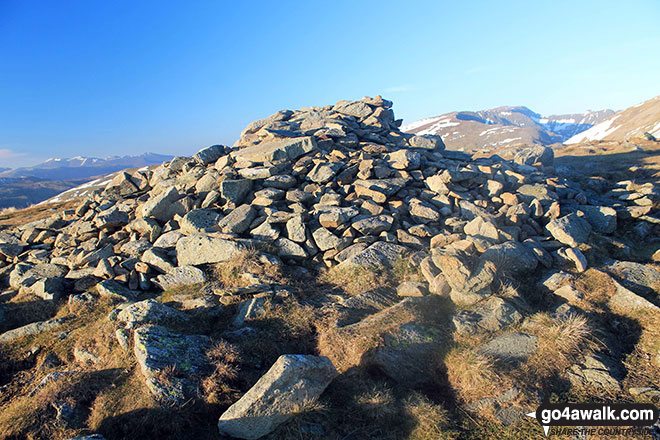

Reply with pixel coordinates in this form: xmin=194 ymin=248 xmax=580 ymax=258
xmin=1 ymin=0 xmax=659 ymax=168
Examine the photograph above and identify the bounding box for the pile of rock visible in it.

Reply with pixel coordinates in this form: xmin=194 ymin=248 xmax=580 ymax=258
xmin=1 ymin=96 xmax=660 ymax=436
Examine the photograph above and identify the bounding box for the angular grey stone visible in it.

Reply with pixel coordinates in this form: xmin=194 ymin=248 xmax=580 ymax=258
xmin=452 ymin=296 xmax=523 ymax=336
xmin=134 ymin=326 xmax=211 ymax=404
xmin=409 ymin=199 xmax=441 ymax=224
xmin=30 ymin=277 xmax=65 ymax=300
xmin=0 ymin=317 xmax=67 ymax=343
xmin=264 ymin=175 xmax=297 ymax=189
xmin=337 ymin=241 xmax=407 ymax=269
xmin=120 ymin=240 xmax=152 ymax=257
xmin=116 ymin=299 xmax=188 ymax=329
xmin=153 ymin=265 xmax=207 ymax=290
xmin=140 ymin=186 xmax=182 ymax=222
xmin=577 ymin=205 xmax=617 ymax=234
xmin=96 ymin=280 xmax=136 ymax=301
xmin=386 ymin=149 xmax=421 ymax=170
xmin=220 ymin=179 xmax=253 ymax=205
xmin=558 ymin=247 xmax=588 ymax=272
xmin=479 ymin=333 xmax=538 ymax=363
xmin=318 ymin=207 xmax=359 ymax=229
xmin=307 ymin=162 xmax=342 ymax=184
xmin=218 ymin=355 xmax=338 ymax=440
xmin=513 ymin=145 xmax=554 ymax=167
xmin=333 ymin=100 xmax=373 ymax=118
xmin=141 ymin=247 xmax=176 ymax=274
xmin=567 ymin=354 xmax=622 ymax=391
xmin=219 ymin=205 xmax=256 ymax=234
xmin=408 ymin=134 xmax=445 ymax=150
xmin=602 ymin=261 xmax=660 ymax=296
xmin=546 ymin=213 xmax=591 ymax=247
xmin=274 ymin=237 xmax=307 ymax=258
xmin=153 ymin=231 xmax=183 ymax=249
xmin=232 ymin=296 xmax=267 ymax=327
xmin=93 ymin=207 xmax=129 ymax=230
xmin=464 ymin=217 xmax=500 ymax=240
xmin=396 ymin=281 xmax=427 ymax=297
xmin=231 ymin=136 xmax=317 ymax=164
xmin=179 ymin=209 xmax=221 ymax=235
xmin=352 ymin=215 xmax=394 ymax=235
xmin=608 ymin=278 xmax=660 ymax=313
xmin=481 ymin=241 xmax=538 ymax=274
xmin=194 ymin=144 xmax=225 ymax=165
xmin=176 ymin=234 xmax=245 ymax=266
xmin=312 ymin=227 xmax=340 ymax=252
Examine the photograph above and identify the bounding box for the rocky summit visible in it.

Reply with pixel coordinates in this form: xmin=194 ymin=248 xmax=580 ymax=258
xmin=1 ymin=96 xmax=660 ymax=439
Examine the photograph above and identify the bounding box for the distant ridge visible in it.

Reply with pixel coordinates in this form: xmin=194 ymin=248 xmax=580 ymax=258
xmin=0 ymin=152 xmax=173 ymax=180
xmin=565 ymin=94 xmax=660 ymax=144
xmin=401 ymin=106 xmax=614 ymax=151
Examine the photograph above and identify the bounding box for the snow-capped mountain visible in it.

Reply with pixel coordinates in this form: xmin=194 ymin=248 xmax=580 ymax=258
xmin=565 ymin=95 xmax=660 ymax=144
xmin=401 ymin=106 xmax=614 ymax=151
xmin=0 ymin=153 xmax=173 ymax=180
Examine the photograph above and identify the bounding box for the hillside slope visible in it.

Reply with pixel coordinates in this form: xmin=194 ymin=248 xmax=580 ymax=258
xmin=566 ymin=94 xmax=660 ymax=144
xmin=402 ymin=106 xmax=613 ymax=151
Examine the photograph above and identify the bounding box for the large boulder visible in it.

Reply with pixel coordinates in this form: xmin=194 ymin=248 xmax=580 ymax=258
xmin=133 ymin=326 xmax=211 ymax=404
xmin=513 ymin=145 xmax=554 ymax=167
xmin=217 ymin=355 xmax=338 ymax=439
xmin=176 ymin=234 xmax=245 ymax=266
xmin=481 ymin=241 xmax=538 ymax=274
xmin=545 ymin=213 xmax=591 ymax=247
xmin=153 ymin=266 xmax=207 ymax=290
xmin=231 ymin=136 xmax=317 ymax=164
xmin=115 ymin=299 xmax=188 ymax=329
xmin=139 ymin=186 xmax=183 ymax=222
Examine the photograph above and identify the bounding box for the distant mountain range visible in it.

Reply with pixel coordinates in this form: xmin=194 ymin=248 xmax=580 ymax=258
xmin=0 ymin=153 xmax=173 ymax=210
xmin=566 ymin=94 xmax=660 ymax=144
xmin=401 ymin=106 xmax=615 ymax=151
xmin=0 ymin=152 xmax=173 ymax=180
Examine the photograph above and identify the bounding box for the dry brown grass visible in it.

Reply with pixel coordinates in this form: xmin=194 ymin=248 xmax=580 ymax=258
xmin=404 ymin=393 xmax=456 ymax=440
xmin=209 ymin=248 xmax=284 ymax=288
xmin=523 ymin=312 xmax=592 ymax=377
xmin=159 ymin=282 xmax=206 ymax=303
xmin=444 ymin=347 xmax=501 ymax=404
xmin=317 ymin=264 xmax=387 ymax=296
xmin=317 ymin=304 xmax=418 ymax=373
xmin=202 ymin=340 xmax=242 ymax=404
xmin=317 ymin=256 xmax=418 ymax=297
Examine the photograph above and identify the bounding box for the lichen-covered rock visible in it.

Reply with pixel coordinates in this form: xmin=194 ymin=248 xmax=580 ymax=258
xmin=152 ymin=265 xmax=207 ymax=290
xmin=217 ymin=354 xmax=337 ymax=439
xmin=115 ymin=299 xmax=188 ymax=329
xmin=133 ymin=326 xmax=211 ymax=404
xmin=176 ymin=234 xmax=245 ymax=266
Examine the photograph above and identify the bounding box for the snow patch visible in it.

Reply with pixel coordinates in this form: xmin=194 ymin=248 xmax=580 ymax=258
xmin=565 ymin=115 xmax=621 ymax=144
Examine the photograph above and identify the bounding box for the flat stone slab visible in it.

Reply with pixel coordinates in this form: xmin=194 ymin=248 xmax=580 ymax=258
xmin=153 ymin=266 xmax=207 ymax=290
xmin=176 ymin=234 xmax=245 ymax=266
xmin=133 ymin=325 xmax=211 ymax=404
xmin=479 ymin=333 xmax=538 ymax=363
xmin=231 ymin=136 xmax=317 ymax=164
xmin=0 ymin=317 xmax=68 ymax=343
xmin=115 ymin=299 xmax=189 ymax=329
xmin=218 ymin=354 xmax=337 ymax=439
xmin=337 ymin=241 xmax=408 ymax=270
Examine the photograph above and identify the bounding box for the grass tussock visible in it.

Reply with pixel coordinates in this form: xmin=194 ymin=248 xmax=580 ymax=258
xmin=317 ymin=256 xmax=418 ymax=297
xmin=202 ymin=340 xmax=242 ymax=405
xmin=209 ymin=248 xmax=285 ymax=288
xmin=317 ymin=306 xmax=418 ymax=373
xmin=523 ymin=312 xmax=592 ymax=376
xmin=159 ymin=282 xmax=206 ymax=303
xmin=235 ymin=297 xmax=318 ymax=366
xmin=444 ymin=347 xmax=501 ymax=403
